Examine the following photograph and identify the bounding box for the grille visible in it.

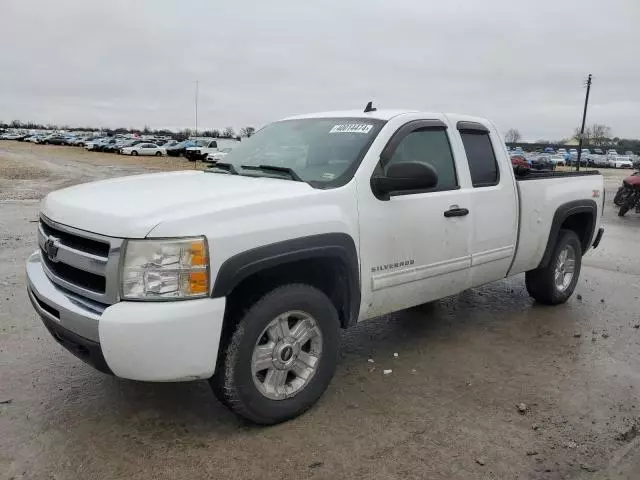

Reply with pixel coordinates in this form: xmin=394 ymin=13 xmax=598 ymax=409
xmin=40 ymin=219 xmax=109 ymax=257
xmin=38 ymin=216 xmax=122 ymax=304
xmin=41 ymin=249 xmax=106 ymax=293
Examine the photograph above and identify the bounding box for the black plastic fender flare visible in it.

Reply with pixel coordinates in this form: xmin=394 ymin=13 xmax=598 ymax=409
xmin=537 ymin=199 xmax=597 ymax=268
xmin=211 ymin=233 xmax=360 ymax=327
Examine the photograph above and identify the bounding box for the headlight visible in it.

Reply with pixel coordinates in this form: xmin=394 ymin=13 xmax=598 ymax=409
xmin=121 ymin=237 xmax=209 ymax=300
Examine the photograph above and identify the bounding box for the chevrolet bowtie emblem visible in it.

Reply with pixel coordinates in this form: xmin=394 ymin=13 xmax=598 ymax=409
xmin=44 ymin=236 xmax=60 ymax=262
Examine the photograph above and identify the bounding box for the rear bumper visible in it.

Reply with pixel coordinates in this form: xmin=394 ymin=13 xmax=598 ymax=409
xmin=26 ymin=251 xmax=226 ymax=381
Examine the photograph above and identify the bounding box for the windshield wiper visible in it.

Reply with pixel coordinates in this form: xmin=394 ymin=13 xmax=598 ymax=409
xmin=240 ymin=164 xmax=303 ymax=182
xmin=205 ymin=161 xmax=238 ymax=175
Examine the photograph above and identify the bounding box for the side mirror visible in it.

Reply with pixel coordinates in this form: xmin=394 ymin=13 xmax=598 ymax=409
xmin=371 ymin=161 xmax=438 ymax=200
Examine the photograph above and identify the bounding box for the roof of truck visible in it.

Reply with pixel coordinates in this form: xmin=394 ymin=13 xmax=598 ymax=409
xmin=283 ymin=109 xmax=491 ymax=125
xmin=284 ymin=109 xmax=418 ymax=121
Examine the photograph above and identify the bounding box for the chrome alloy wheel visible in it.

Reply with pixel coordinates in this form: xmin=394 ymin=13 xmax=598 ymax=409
xmin=251 ymin=311 xmax=323 ymax=400
xmin=554 ymin=244 xmax=576 ymax=292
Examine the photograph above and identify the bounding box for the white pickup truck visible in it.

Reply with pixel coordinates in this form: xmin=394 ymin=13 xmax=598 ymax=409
xmin=26 ymin=108 xmax=605 ymax=424
xmin=185 ymin=138 xmax=239 ymax=161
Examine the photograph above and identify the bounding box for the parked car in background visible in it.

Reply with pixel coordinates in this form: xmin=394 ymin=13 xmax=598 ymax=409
xmin=205 ymin=147 xmax=235 ymax=163
xmin=120 ymin=143 xmax=166 ymax=156
xmin=186 ymin=139 xmax=240 ymax=162
xmin=607 ymin=149 xmax=619 ymax=156
xmin=610 ymin=156 xmax=633 ymax=169
xmin=530 ymin=155 xmax=554 ymax=170
xmin=165 ymin=140 xmax=196 ymax=157
xmin=85 ymin=138 xmax=108 ymax=150
xmin=590 ymin=155 xmax=608 ymax=167
xmin=113 ymin=139 xmax=145 ymax=153
xmin=67 ymin=136 xmax=87 ymax=146
xmin=593 ymin=148 xmax=604 ymax=155
xmin=43 ymin=135 xmax=67 ymax=145
xmin=26 ymin=134 xmax=45 ymax=143
xmin=544 ymin=147 xmax=555 ymax=153
xmin=548 ymin=154 xmax=566 ymax=167
xmin=162 ymin=140 xmax=179 ymax=149
xmin=510 ymin=154 xmax=530 ymax=171
xmin=1 ymin=132 xmax=26 ymax=140
xmin=185 ymin=140 xmax=218 ymax=161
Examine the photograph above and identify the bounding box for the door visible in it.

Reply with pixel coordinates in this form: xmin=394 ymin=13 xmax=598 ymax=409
xmin=456 ymin=122 xmax=518 ymax=286
xmin=139 ymin=143 xmax=155 ymax=155
xmin=357 ymin=121 xmax=472 ymax=320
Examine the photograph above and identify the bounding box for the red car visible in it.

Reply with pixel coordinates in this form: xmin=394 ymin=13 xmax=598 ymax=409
xmin=510 ymin=155 xmax=531 ymax=170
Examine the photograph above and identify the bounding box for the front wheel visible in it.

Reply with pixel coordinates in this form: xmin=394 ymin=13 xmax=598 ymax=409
xmin=131 ymin=150 xmax=138 ymax=156
xmin=155 ymin=151 xmax=162 ymax=156
xmin=211 ymin=284 xmax=340 ymax=424
xmin=525 ymin=229 xmax=582 ymax=305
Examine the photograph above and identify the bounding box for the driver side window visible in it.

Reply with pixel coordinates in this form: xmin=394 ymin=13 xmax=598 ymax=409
xmin=385 ymin=128 xmax=458 ymax=191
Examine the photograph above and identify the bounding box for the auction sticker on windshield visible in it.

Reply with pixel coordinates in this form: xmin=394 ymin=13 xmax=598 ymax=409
xmin=329 ymin=124 xmax=373 ymax=134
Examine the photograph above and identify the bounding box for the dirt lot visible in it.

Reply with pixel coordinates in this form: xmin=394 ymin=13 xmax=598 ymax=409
xmin=1 ymin=141 xmax=640 ymax=480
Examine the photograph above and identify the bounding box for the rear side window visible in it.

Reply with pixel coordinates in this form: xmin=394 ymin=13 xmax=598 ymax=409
xmin=460 ymin=131 xmax=499 ymax=187
xmin=386 ymin=129 xmax=458 ymax=191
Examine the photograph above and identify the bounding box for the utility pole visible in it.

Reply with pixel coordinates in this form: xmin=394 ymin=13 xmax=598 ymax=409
xmin=194 ymin=80 xmax=199 ymax=169
xmin=575 ymin=74 xmax=592 ymax=172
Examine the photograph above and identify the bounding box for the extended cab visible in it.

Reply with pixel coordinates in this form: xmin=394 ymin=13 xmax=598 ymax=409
xmin=27 ymin=109 xmax=604 ymax=424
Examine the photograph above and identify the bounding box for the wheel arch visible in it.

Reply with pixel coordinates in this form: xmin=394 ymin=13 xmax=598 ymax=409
xmin=538 ymin=199 xmax=597 ymax=268
xmin=212 ymin=233 xmax=360 ymax=329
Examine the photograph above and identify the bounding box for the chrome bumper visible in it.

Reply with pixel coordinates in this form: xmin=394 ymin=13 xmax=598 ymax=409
xmin=26 ymin=251 xmax=105 ymax=342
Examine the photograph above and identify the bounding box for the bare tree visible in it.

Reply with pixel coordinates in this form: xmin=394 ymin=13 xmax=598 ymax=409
xmin=504 ymin=128 xmax=522 ymax=143
xmin=239 ymin=126 xmax=255 ymax=138
xmin=222 ymin=126 xmax=235 ymax=138
xmin=574 ymin=124 xmax=612 ymax=146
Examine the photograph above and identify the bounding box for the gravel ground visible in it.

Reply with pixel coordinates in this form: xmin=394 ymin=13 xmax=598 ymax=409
xmin=1 ymin=141 xmax=640 ymax=480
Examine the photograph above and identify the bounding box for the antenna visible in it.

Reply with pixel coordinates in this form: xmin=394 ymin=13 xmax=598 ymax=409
xmin=364 ymin=101 xmax=376 ymax=113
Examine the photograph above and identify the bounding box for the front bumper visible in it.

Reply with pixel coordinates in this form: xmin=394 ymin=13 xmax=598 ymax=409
xmin=26 ymin=251 xmax=226 ymax=381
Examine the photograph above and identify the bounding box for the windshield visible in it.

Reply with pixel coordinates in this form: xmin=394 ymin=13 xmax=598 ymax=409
xmin=218 ymin=117 xmax=385 ymax=188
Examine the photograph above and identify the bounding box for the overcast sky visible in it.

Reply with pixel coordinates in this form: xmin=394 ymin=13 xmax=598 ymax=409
xmin=1 ymin=0 xmax=639 ymax=140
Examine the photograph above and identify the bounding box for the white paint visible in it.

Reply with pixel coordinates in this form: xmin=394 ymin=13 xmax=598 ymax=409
xmin=99 ymin=297 xmax=226 ymax=381
xmin=31 ymin=108 xmax=605 ymax=382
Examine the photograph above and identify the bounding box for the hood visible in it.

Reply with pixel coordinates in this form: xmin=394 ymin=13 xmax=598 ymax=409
xmin=42 ymin=171 xmax=314 ymax=238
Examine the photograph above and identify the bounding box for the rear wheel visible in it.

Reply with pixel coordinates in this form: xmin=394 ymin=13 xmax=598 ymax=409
xmin=211 ymin=284 xmax=340 ymax=424
xmin=131 ymin=150 xmax=138 ymax=156
xmin=155 ymin=151 xmax=162 ymax=156
xmin=614 ymin=186 xmax=631 ymax=206
xmin=525 ymin=229 xmax=582 ymax=305
xmin=619 ymin=191 xmax=638 ymax=216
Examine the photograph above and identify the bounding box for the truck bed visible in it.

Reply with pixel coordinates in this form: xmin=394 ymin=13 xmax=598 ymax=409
xmin=515 ymin=169 xmax=601 ymax=181
xmin=508 ymin=170 xmax=604 ymax=276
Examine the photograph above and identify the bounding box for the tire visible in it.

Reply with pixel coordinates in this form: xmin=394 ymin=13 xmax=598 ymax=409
xmin=131 ymin=150 xmax=138 ymax=156
xmin=155 ymin=151 xmax=162 ymax=156
xmin=211 ymin=284 xmax=340 ymax=425
xmin=619 ymin=192 xmax=638 ymax=217
xmin=525 ymin=229 xmax=582 ymax=305
xmin=614 ymin=186 xmax=631 ymax=207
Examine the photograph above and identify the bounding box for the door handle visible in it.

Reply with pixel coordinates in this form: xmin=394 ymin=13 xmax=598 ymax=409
xmin=444 ymin=207 xmax=469 ymax=218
